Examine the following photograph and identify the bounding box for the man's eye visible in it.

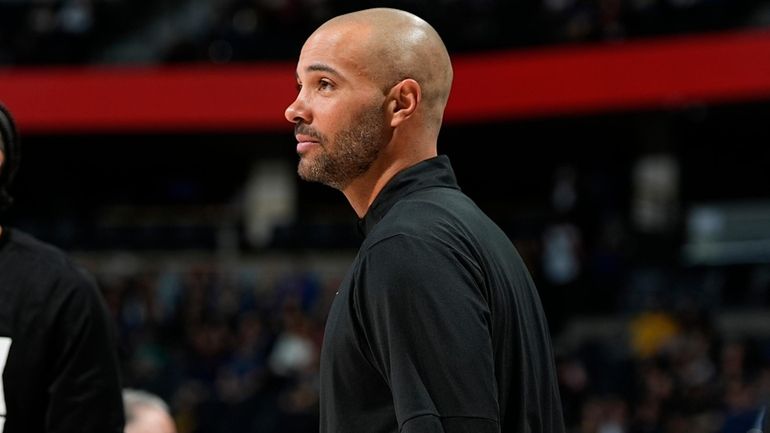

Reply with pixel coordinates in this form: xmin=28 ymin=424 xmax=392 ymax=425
xmin=318 ymin=80 xmax=333 ymax=91
xmin=296 ymin=83 xmax=303 ymax=92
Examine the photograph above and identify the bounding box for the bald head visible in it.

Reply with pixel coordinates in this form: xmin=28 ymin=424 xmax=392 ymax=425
xmin=309 ymin=8 xmax=453 ymax=127
xmin=124 ymin=389 xmax=176 ymax=433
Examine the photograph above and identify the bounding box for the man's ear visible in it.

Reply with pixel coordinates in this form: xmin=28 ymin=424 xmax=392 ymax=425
xmin=388 ymin=79 xmax=421 ymax=128
xmin=0 ymin=149 xmax=4 ymax=176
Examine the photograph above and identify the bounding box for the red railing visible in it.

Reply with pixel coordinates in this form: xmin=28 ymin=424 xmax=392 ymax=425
xmin=1 ymin=29 xmax=769 ymax=133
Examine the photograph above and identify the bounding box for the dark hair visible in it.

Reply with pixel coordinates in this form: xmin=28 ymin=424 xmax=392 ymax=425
xmin=0 ymin=102 xmax=21 ymax=213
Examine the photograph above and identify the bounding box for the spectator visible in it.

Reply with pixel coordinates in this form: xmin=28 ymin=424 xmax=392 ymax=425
xmin=123 ymin=388 xmax=177 ymax=433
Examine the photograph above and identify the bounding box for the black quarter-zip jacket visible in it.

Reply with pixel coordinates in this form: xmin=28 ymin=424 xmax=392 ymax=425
xmin=319 ymin=155 xmax=565 ymax=433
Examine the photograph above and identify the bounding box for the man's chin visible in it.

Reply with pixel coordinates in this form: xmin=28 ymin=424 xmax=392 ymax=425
xmin=297 ymin=159 xmax=314 ymax=181
xmin=297 ymin=163 xmax=324 ymax=185
xmin=298 ymin=165 xmax=347 ymax=190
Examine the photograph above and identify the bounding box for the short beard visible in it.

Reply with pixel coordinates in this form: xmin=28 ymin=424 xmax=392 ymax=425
xmin=297 ymin=103 xmax=388 ymax=190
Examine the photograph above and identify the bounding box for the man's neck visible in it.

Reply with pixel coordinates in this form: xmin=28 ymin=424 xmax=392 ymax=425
xmin=342 ymin=147 xmax=437 ymax=218
xmin=342 ymin=163 xmax=403 ymax=218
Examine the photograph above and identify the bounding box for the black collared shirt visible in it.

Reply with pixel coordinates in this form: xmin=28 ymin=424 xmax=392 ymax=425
xmin=320 ymin=156 xmax=565 ymax=433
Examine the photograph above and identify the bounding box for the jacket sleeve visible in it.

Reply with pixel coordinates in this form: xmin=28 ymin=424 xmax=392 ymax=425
xmin=45 ymin=267 xmax=125 ymax=433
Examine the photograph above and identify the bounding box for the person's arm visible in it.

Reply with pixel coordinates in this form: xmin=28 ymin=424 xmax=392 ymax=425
xmin=45 ymin=268 xmax=125 ymax=433
xmin=354 ymin=234 xmax=500 ymax=433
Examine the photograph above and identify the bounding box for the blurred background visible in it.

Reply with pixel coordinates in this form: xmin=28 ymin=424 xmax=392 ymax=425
xmin=2 ymin=0 xmax=770 ymax=432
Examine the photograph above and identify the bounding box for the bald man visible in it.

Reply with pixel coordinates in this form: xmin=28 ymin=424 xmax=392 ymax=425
xmin=123 ymin=389 xmax=176 ymax=433
xmin=285 ymin=8 xmax=566 ymax=433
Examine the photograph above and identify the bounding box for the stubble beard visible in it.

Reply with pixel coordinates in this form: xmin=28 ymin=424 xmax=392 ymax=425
xmin=297 ymin=104 xmax=388 ymax=191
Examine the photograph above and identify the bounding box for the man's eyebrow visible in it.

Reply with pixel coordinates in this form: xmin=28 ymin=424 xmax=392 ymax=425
xmin=306 ymin=63 xmax=341 ymax=76
xmin=295 ymin=63 xmax=343 ymax=82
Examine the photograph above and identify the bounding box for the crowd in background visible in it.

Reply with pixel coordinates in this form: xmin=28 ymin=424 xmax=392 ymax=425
xmin=1 ymin=0 xmax=769 ymax=65
xmin=2 ymin=0 xmax=770 ymax=432
xmin=89 ymin=256 xmax=339 ymax=433
xmin=86 ymin=244 xmax=770 ymax=433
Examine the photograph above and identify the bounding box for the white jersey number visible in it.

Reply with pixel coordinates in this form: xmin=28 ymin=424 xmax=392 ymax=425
xmin=0 ymin=337 xmax=11 ymax=433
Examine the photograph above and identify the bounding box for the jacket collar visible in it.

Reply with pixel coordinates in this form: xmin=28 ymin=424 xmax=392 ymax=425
xmin=358 ymin=155 xmax=459 ymax=236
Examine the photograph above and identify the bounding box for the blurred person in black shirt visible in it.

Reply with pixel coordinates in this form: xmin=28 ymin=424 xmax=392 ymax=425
xmin=0 ymin=102 xmax=124 ymax=433
xmin=285 ymin=8 xmax=565 ymax=433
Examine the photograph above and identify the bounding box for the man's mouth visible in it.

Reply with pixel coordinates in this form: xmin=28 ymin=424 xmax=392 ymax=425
xmin=295 ymin=134 xmax=320 ymax=154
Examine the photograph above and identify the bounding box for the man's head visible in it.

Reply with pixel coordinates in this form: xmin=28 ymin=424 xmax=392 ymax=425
xmin=0 ymin=102 xmax=20 ymax=214
xmin=123 ymin=389 xmax=177 ymax=433
xmin=284 ymin=8 xmax=453 ymax=191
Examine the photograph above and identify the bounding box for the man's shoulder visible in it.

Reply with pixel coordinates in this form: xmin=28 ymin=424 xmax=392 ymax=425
xmin=5 ymin=228 xmax=73 ymax=267
xmin=1 ymin=228 xmax=93 ymax=289
xmin=374 ymin=187 xmax=468 ymax=229
xmin=364 ymin=187 xmax=490 ymax=249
